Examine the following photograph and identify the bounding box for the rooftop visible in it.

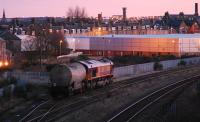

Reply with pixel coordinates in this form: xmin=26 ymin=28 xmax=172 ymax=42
xmin=65 ymin=34 xmax=200 ymax=39
xmin=0 ymin=37 xmax=5 ymax=41
xmin=0 ymin=31 xmax=21 ymax=41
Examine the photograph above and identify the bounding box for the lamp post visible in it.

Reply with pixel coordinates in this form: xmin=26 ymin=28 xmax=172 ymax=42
xmin=172 ymin=40 xmax=175 ymax=55
xmin=59 ymin=40 xmax=63 ymax=56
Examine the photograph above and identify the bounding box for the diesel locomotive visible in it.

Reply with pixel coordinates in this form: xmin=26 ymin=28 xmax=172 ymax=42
xmin=49 ymin=58 xmax=114 ymax=96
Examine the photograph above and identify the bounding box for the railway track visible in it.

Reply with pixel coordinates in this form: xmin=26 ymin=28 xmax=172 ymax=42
xmin=18 ymin=100 xmax=57 ymax=122
xmin=18 ymin=65 xmax=200 ymax=122
xmin=18 ymin=100 xmax=51 ymax=122
xmin=107 ymin=75 xmax=200 ymax=122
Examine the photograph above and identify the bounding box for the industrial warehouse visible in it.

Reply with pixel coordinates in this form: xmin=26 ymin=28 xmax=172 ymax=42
xmin=65 ymin=34 xmax=200 ymax=57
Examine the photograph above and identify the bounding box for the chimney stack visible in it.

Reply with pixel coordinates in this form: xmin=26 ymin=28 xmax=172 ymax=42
xmin=195 ymin=3 xmax=199 ymax=16
xmin=98 ymin=13 xmax=103 ymax=23
xmin=122 ymin=7 xmax=127 ymax=22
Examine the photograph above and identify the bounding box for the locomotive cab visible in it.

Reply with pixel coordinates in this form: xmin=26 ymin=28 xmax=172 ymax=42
xmin=79 ymin=58 xmax=114 ymax=88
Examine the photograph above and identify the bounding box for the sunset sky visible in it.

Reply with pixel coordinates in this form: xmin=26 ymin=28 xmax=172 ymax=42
xmin=0 ymin=0 xmax=200 ymax=18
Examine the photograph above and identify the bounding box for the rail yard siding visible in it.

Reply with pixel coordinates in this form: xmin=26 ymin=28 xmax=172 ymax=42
xmin=4 ymin=57 xmax=200 ymax=86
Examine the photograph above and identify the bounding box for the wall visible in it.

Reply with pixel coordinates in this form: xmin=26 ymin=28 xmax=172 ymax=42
xmin=4 ymin=57 xmax=200 ymax=86
xmin=3 ymin=71 xmax=49 ymax=86
xmin=113 ymin=62 xmax=154 ymax=78
xmin=113 ymin=57 xmax=200 ymax=78
xmin=0 ymin=84 xmax=15 ymax=98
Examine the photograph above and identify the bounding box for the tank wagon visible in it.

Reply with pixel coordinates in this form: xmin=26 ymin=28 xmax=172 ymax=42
xmin=49 ymin=58 xmax=114 ymax=96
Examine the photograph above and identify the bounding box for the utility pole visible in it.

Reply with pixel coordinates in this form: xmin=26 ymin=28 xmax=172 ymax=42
xmin=60 ymin=40 xmax=63 ymax=56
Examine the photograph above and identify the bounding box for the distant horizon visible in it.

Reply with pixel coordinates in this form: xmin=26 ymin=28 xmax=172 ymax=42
xmin=0 ymin=0 xmax=200 ymax=18
xmin=0 ymin=15 xmax=165 ymax=19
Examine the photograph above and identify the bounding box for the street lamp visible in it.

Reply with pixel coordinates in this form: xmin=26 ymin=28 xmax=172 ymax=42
xmin=49 ymin=29 xmax=52 ymax=33
xmin=59 ymin=40 xmax=63 ymax=56
xmin=172 ymin=40 xmax=175 ymax=55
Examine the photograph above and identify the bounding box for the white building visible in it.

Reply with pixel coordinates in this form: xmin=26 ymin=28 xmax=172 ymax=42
xmin=17 ymin=35 xmax=37 ymax=51
xmin=65 ymin=34 xmax=200 ymax=57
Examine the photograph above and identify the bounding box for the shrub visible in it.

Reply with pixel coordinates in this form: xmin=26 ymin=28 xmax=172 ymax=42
xmin=14 ymin=86 xmax=27 ymax=98
xmin=46 ymin=64 xmax=57 ymax=72
xmin=196 ymin=82 xmax=200 ymax=98
xmin=178 ymin=60 xmax=187 ymax=66
xmin=112 ymin=55 xmax=153 ymax=65
xmin=70 ymin=55 xmax=90 ymax=62
xmin=77 ymin=55 xmax=89 ymax=60
xmin=157 ymin=55 xmax=177 ymax=61
xmin=189 ymin=61 xmax=194 ymax=65
xmin=10 ymin=77 xmax=17 ymax=84
xmin=25 ymin=83 xmax=35 ymax=92
xmin=0 ymin=78 xmax=17 ymax=88
xmin=0 ymin=79 xmax=9 ymax=88
xmin=154 ymin=61 xmax=163 ymax=71
xmin=3 ymin=86 xmax=12 ymax=100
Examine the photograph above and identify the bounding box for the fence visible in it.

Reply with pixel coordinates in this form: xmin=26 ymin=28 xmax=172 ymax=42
xmin=3 ymin=71 xmax=49 ymax=86
xmin=0 ymin=84 xmax=15 ymax=98
xmin=113 ymin=57 xmax=200 ymax=78
xmin=3 ymin=57 xmax=200 ymax=86
xmin=113 ymin=62 xmax=154 ymax=78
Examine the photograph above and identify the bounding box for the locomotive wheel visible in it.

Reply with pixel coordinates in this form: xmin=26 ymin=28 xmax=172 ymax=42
xmin=50 ymin=88 xmax=57 ymax=98
xmin=81 ymin=83 xmax=86 ymax=93
xmin=105 ymin=79 xmax=111 ymax=85
xmin=103 ymin=80 xmax=106 ymax=86
xmin=105 ymin=79 xmax=108 ymax=85
xmin=63 ymin=88 xmax=69 ymax=97
xmin=109 ymin=79 xmax=113 ymax=84
xmin=90 ymin=81 xmax=94 ymax=89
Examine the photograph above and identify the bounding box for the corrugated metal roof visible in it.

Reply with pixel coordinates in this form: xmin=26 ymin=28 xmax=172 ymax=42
xmin=65 ymin=34 xmax=200 ymax=39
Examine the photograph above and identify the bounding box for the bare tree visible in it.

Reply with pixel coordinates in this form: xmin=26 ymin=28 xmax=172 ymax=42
xmin=80 ymin=8 xmax=87 ymax=18
xmin=24 ymin=23 xmax=71 ymax=67
xmin=33 ymin=25 xmax=50 ymax=67
xmin=48 ymin=31 xmax=70 ymax=56
xmin=66 ymin=6 xmax=87 ymax=19
xmin=74 ymin=6 xmax=81 ymax=19
xmin=67 ymin=7 xmax=74 ymax=19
